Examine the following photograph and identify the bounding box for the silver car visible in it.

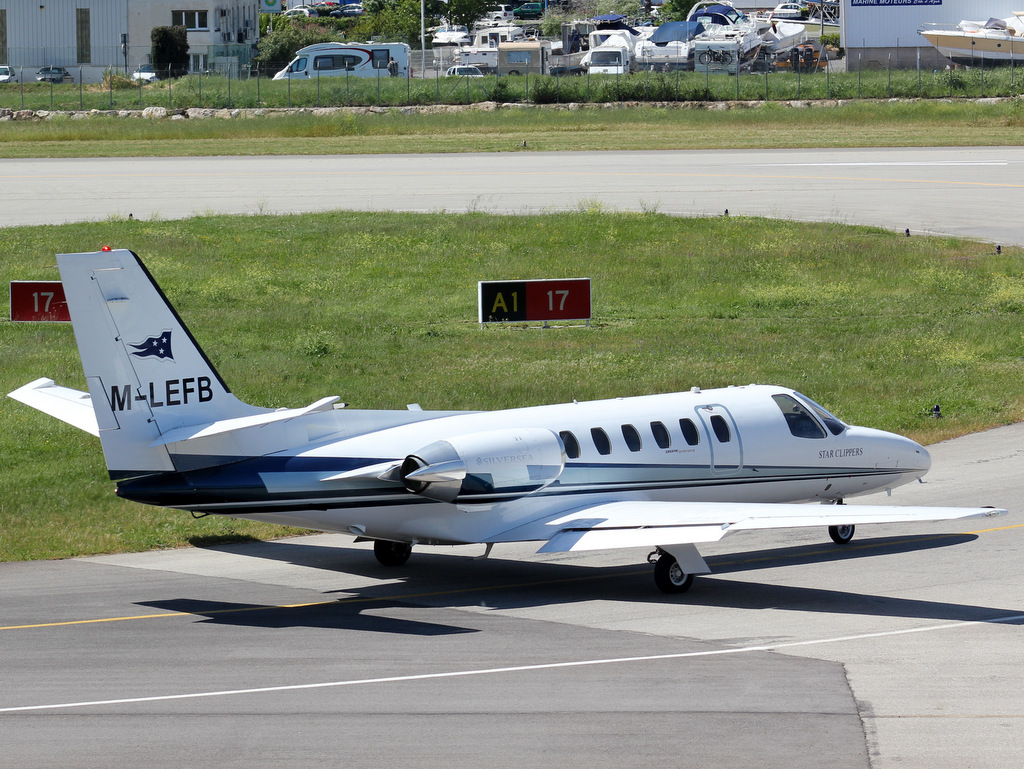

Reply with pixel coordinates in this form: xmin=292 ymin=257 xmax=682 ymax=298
xmin=0 ymin=66 xmax=16 ymax=84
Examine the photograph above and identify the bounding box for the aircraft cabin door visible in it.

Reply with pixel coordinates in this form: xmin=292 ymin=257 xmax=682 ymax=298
xmin=696 ymin=404 xmax=742 ymax=475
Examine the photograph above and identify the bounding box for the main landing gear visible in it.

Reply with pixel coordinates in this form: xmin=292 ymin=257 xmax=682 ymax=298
xmin=650 ymin=548 xmax=694 ymax=594
xmin=828 ymin=524 xmax=856 ymax=544
xmin=373 ymin=539 xmax=412 ymax=566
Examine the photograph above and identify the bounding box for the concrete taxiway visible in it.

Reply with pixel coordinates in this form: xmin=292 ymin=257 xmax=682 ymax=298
xmin=3 ymin=147 xmax=1023 ymax=767
xmin=2 ymin=424 xmax=1022 ymax=768
xmin=5 ymin=146 xmax=1024 ymax=245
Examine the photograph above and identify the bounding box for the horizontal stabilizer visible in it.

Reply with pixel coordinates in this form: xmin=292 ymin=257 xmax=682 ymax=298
xmin=148 ymin=396 xmax=340 ymax=447
xmin=8 ymin=378 xmax=99 ymax=437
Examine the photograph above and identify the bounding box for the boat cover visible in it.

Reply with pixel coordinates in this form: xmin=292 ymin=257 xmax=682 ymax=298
xmin=649 ymin=21 xmax=706 ymax=45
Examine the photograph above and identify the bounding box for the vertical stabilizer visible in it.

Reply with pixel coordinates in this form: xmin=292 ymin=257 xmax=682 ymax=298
xmin=57 ymin=249 xmax=267 ymax=478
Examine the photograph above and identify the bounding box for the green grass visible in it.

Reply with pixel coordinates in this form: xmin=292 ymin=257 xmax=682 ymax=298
xmin=2 ymin=98 xmax=1024 ymax=158
xmin=3 ymin=211 xmax=1024 ymax=561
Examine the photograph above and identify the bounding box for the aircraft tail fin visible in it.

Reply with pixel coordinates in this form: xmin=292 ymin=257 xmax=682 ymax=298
xmin=55 ymin=248 xmax=269 ymax=479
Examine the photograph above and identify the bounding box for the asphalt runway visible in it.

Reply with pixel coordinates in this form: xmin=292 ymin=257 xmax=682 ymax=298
xmin=3 ymin=149 xmax=1024 ymax=768
xmin=5 ymin=146 xmax=1024 ymax=245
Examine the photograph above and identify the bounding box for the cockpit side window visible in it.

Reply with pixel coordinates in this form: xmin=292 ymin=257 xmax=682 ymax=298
xmin=794 ymin=392 xmax=847 ymax=436
xmin=772 ymin=394 xmax=827 ymax=439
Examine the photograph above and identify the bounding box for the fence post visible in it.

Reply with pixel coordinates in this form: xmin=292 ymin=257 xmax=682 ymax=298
xmin=168 ymin=67 xmax=172 ymax=108
xmin=227 ymin=65 xmax=232 ymax=107
xmin=79 ymin=67 xmax=84 ymax=110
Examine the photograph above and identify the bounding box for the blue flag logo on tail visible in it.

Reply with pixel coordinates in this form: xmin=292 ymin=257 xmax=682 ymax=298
xmin=129 ymin=331 xmax=173 ymax=361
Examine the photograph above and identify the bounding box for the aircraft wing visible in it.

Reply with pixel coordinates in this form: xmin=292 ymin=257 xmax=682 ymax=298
xmin=7 ymin=378 xmax=99 ymax=437
xmin=513 ymin=500 xmax=1008 ymax=553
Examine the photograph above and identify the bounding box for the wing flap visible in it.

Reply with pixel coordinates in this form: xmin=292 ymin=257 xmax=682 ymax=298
xmin=8 ymin=378 xmax=99 ymax=437
xmin=529 ymin=500 xmax=1007 ymax=553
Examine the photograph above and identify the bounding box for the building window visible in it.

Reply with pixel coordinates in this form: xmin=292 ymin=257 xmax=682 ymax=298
xmin=76 ymin=8 xmax=90 ymax=64
xmin=0 ymin=11 xmax=8 ymax=63
xmin=172 ymin=10 xmax=209 ymax=30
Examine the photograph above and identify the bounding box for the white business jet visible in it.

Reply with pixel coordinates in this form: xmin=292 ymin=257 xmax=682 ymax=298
xmin=9 ymin=249 xmax=1007 ymax=593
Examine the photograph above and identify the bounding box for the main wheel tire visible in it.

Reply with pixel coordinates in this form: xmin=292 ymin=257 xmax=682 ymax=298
xmin=828 ymin=524 xmax=855 ymax=544
xmin=653 ymin=553 xmax=694 ymax=594
xmin=373 ymin=539 xmax=412 ymax=566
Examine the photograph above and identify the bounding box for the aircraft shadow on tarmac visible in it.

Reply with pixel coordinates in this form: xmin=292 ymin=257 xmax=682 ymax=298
xmin=138 ymin=533 xmax=1024 ymax=631
xmin=139 ymin=597 xmax=481 ymax=636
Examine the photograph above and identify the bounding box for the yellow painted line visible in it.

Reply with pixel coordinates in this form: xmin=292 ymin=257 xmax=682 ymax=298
xmin=967 ymin=522 xmax=1024 ymax=535
xmin=0 ymin=568 xmax=643 ymax=632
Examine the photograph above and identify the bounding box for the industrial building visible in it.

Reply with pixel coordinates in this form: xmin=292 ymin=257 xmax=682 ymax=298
xmin=842 ymin=0 xmax=1023 ymax=69
xmin=0 ymin=0 xmax=262 ymax=82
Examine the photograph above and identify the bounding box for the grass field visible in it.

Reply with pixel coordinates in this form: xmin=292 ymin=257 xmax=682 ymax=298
xmin=3 ymin=211 xmax=1024 ymax=561
xmin=2 ymin=98 xmax=1024 ymax=158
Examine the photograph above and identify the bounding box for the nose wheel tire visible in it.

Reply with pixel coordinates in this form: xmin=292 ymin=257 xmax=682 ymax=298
xmin=828 ymin=524 xmax=855 ymax=544
xmin=653 ymin=552 xmax=694 ymax=594
xmin=373 ymin=539 xmax=413 ymax=566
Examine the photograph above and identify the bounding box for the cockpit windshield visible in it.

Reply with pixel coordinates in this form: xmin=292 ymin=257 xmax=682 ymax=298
xmin=794 ymin=392 xmax=847 ymax=435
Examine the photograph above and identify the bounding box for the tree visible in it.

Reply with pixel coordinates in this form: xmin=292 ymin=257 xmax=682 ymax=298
xmin=256 ymin=18 xmax=342 ymax=71
xmin=444 ymin=0 xmax=492 ymax=29
xmin=658 ymin=0 xmax=690 ymax=22
xmin=151 ymin=25 xmax=189 ymax=78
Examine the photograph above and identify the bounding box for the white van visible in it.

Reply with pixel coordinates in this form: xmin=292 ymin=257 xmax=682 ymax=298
xmin=273 ymin=42 xmax=410 ymax=80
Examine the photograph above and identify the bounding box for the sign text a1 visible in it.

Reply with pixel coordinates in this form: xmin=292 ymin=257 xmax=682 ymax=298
xmin=478 ymin=278 xmax=591 ymax=326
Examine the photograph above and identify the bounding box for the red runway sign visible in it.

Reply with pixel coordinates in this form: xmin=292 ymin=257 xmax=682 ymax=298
xmin=478 ymin=278 xmax=591 ymax=324
xmin=10 ymin=281 xmax=70 ymax=322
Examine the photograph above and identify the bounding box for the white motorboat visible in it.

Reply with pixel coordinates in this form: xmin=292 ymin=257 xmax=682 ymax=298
xmin=432 ymin=24 xmax=471 ymax=47
xmin=919 ymin=13 xmax=1024 ymax=63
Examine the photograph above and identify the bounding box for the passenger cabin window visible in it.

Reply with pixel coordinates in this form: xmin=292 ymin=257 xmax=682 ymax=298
xmin=622 ymin=424 xmax=642 ymax=452
xmin=591 ymin=427 xmax=612 ymax=456
xmin=371 ymin=49 xmax=391 ymax=69
xmin=710 ymin=415 xmax=731 ymax=443
xmin=772 ymin=394 xmax=827 ymax=439
xmin=650 ymin=421 xmax=671 ymax=449
xmin=679 ymin=418 xmax=700 ymax=446
xmin=559 ymin=430 xmax=581 ymax=459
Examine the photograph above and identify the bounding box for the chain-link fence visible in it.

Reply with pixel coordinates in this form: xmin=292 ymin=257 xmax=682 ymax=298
xmin=3 ymin=52 xmax=1023 ymax=112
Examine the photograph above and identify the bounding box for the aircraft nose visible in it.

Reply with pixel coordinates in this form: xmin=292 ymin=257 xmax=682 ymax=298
xmin=848 ymin=426 xmax=931 ymax=474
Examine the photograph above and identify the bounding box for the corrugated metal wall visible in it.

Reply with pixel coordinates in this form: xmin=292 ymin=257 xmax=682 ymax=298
xmin=1 ymin=0 xmax=128 ymax=67
xmin=844 ymin=0 xmax=1021 ymax=49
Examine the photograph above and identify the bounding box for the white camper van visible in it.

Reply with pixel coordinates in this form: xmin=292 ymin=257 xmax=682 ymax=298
xmin=273 ymin=42 xmax=410 ymax=80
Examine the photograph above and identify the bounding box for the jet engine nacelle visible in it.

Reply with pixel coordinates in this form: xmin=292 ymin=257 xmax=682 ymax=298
xmin=401 ymin=427 xmax=566 ymax=504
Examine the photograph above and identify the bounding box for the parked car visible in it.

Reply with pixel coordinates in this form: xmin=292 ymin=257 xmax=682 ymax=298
xmin=36 ymin=66 xmax=72 ymax=83
xmin=513 ymin=2 xmax=544 ymax=19
xmin=130 ymin=65 xmax=160 ymax=83
xmin=770 ymin=2 xmax=807 ymax=19
xmin=0 ymin=65 xmax=16 ymax=83
xmin=282 ymin=6 xmax=318 ymax=17
xmin=330 ymin=3 xmax=364 ymax=16
xmin=445 ymin=65 xmax=485 ymax=77
xmin=486 ymin=4 xmax=514 ymax=21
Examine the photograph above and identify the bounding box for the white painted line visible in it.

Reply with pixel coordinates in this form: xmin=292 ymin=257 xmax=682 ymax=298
xmin=3 ymin=613 xmax=1022 ymax=714
xmin=766 ymin=161 xmax=1007 ymax=168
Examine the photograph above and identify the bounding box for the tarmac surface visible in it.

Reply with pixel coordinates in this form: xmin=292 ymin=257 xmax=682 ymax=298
xmin=5 ymin=146 xmax=1024 ymax=245
xmin=3 ymin=149 xmax=1024 ymax=767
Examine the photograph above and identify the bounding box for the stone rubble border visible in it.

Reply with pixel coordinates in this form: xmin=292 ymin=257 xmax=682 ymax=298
xmin=0 ymin=97 xmax=1010 ymax=121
